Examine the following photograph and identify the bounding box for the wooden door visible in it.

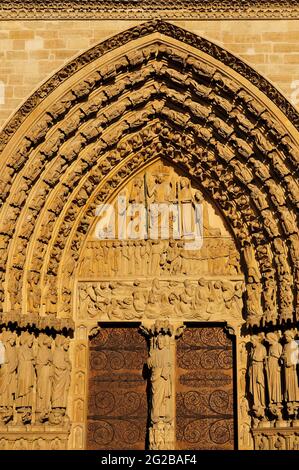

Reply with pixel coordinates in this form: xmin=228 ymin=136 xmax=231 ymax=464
xmin=176 ymin=326 xmax=235 ymax=450
xmin=87 ymin=327 xmax=148 ymax=449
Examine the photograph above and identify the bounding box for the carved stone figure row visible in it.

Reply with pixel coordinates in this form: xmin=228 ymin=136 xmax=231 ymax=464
xmin=248 ymin=331 xmax=299 ymax=424
xmin=79 ymin=278 xmax=244 ymax=321
xmin=254 ymin=429 xmax=299 ymax=451
xmin=0 ymin=330 xmax=71 ymax=425
xmin=0 ymin=436 xmax=68 ymax=450
xmin=105 ymin=172 xmax=206 ymax=241
xmin=80 ymin=237 xmax=241 ymax=278
xmin=0 ymin=312 xmax=74 ymax=330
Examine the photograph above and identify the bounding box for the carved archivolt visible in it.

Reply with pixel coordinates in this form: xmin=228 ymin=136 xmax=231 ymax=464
xmin=0 ymin=23 xmax=297 ymax=330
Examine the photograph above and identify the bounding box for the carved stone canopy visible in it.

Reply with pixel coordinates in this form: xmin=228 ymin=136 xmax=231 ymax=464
xmin=0 ymin=21 xmax=298 ymax=330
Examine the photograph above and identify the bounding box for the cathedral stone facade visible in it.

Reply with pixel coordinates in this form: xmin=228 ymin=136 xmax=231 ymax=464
xmin=0 ymin=1 xmax=298 ymax=451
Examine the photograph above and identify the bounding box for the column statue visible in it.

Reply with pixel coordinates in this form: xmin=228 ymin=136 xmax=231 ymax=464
xmin=248 ymin=335 xmax=267 ymax=422
xmin=51 ymin=335 xmax=71 ymax=424
xmin=0 ymin=331 xmax=17 ymax=423
xmin=16 ymin=331 xmax=35 ymax=424
xmin=265 ymin=332 xmax=283 ymax=420
xmin=282 ymin=330 xmax=299 ymax=418
xmin=36 ymin=333 xmax=53 ymax=422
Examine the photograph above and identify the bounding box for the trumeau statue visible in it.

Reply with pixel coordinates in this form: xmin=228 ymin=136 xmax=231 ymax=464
xmin=147 ymin=333 xmax=172 ymax=425
xmin=142 ymin=321 xmax=184 ymax=450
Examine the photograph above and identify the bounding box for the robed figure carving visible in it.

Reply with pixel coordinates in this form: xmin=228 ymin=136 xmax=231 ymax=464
xmin=36 ymin=334 xmax=53 ymax=421
xmin=52 ymin=336 xmax=71 ymax=414
xmin=16 ymin=331 xmax=35 ymax=423
xmin=282 ymin=330 xmax=299 ymax=416
xmin=0 ymin=331 xmax=17 ymax=422
xmin=265 ymin=332 xmax=283 ymax=419
xmin=248 ymin=335 xmax=266 ymax=420
xmin=147 ymin=334 xmax=172 ymax=425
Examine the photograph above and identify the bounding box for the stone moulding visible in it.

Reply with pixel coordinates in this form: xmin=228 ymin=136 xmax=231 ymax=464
xmin=0 ymin=0 xmax=299 ymax=19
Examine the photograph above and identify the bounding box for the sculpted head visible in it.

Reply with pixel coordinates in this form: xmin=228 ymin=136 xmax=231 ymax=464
xmin=21 ymin=331 xmax=33 ymax=347
xmin=251 ymin=334 xmax=264 ymax=347
xmin=2 ymin=330 xmax=16 ymax=346
xmin=63 ymin=338 xmax=70 ymax=352
xmin=157 ymin=334 xmax=166 ymax=350
xmin=168 ymin=293 xmax=178 ymax=304
xmin=194 ymin=191 xmax=203 ymax=204
xmin=266 ymin=332 xmax=279 ymax=345
xmin=284 ymin=330 xmax=295 ymax=343
xmin=180 ymin=177 xmax=189 ymax=189
xmin=8 ymin=332 xmax=17 ymax=346
xmin=134 ymin=177 xmax=143 ymax=189
xmin=55 ymin=335 xmax=66 ymax=348
xmin=44 ymin=335 xmax=52 ymax=347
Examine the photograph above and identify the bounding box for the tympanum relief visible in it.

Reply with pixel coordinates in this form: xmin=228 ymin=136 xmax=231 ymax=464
xmin=77 ymin=160 xmax=244 ymax=324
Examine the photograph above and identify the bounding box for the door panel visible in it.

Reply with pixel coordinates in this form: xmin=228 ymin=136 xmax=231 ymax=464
xmin=176 ymin=326 xmax=235 ymax=450
xmin=87 ymin=327 xmax=148 ymax=450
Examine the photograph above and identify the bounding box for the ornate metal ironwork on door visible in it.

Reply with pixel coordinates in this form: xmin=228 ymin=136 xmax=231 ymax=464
xmin=87 ymin=327 xmax=148 ymax=450
xmin=176 ymin=326 xmax=235 ymax=449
